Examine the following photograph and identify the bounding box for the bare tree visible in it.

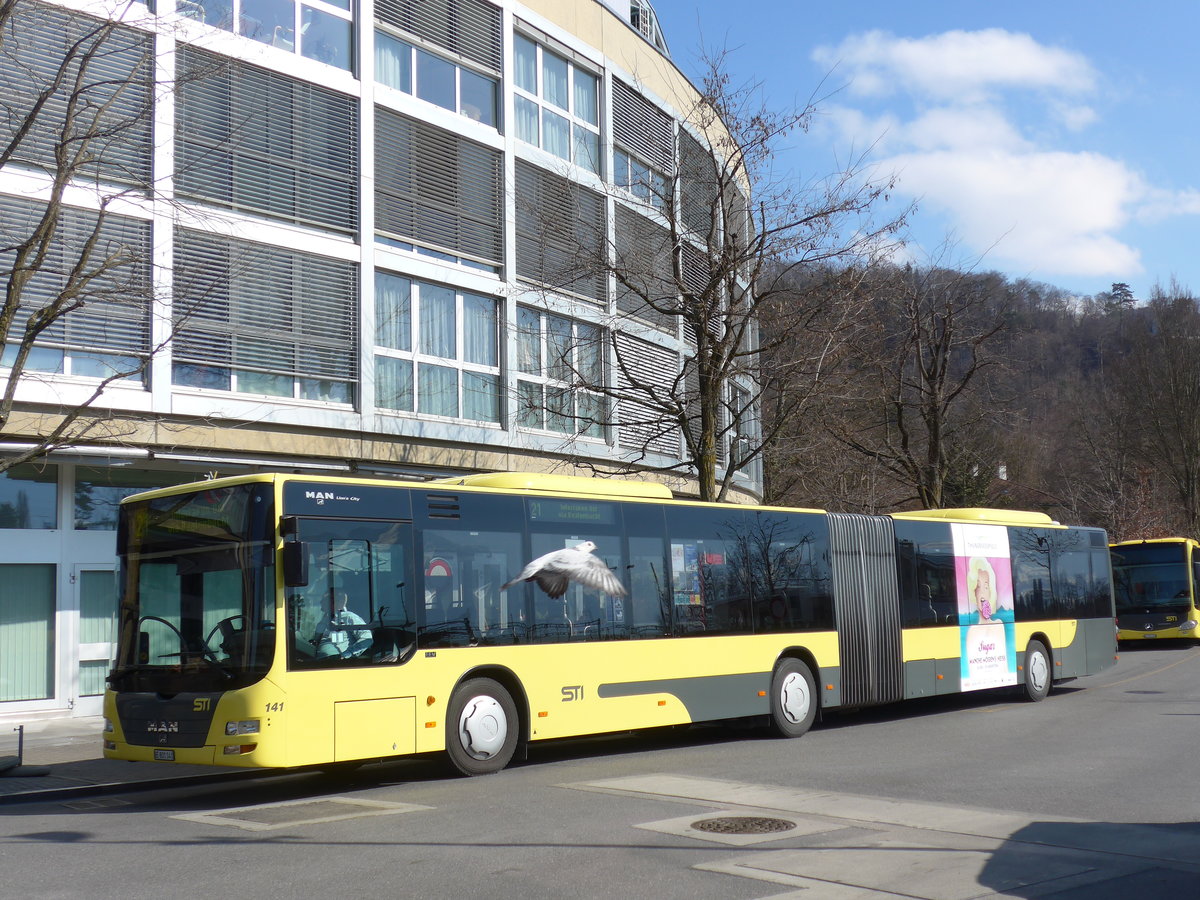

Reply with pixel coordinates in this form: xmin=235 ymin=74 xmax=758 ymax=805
xmin=1116 ymin=282 xmax=1200 ymax=535
xmin=516 ymin=50 xmax=905 ymax=502
xmin=828 ymin=265 xmax=1008 ymax=510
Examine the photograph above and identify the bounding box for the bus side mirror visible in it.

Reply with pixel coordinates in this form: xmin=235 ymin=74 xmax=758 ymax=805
xmin=283 ymin=542 xmax=309 ymax=587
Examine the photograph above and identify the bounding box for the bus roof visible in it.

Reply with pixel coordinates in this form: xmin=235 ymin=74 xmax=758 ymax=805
xmin=1111 ymin=536 xmax=1197 ymax=548
xmin=893 ymin=508 xmax=1059 ymax=527
xmin=433 ymin=472 xmax=674 ymax=500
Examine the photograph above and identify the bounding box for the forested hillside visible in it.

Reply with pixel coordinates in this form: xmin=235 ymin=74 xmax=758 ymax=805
xmin=763 ymin=270 xmax=1195 ymax=541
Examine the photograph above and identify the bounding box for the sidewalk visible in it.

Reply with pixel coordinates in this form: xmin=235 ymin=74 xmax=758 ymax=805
xmin=0 ymin=716 xmax=251 ymax=803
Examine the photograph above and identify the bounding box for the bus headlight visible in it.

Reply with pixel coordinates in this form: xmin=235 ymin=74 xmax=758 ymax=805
xmin=103 ymin=717 xmax=114 ymax=733
xmin=225 ymin=719 xmax=261 ymax=736
xmin=1181 ymin=620 xmax=1197 ymax=632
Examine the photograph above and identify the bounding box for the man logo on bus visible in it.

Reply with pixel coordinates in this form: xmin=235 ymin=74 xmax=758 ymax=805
xmin=502 ymin=540 xmax=627 ymax=599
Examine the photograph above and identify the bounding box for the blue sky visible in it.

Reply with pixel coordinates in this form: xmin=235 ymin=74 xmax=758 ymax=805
xmin=649 ymin=0 xmax=1200 ymax=300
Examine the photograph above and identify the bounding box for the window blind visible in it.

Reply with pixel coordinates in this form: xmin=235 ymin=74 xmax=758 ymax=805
xmin=375 ymin=0 xmax=502 ymax=73
xmin=514 ymin=159 xmax=606 ymax=304
xmin=0 ymin=2 xmax=153 ymax=189
xmin=176 ymin=48 xmax=359 ymax=236
xmin=173 ymin=229 xmax=357 ymax=382
xmin=375 ymin=107 xmax=503 ymax=267
xmin=0 ymin=196 xmax=151 ymax=355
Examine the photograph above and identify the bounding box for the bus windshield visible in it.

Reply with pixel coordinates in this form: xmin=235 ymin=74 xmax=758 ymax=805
xmin=110 ymin=482 xmax=276 ymax=693
xmin=1112 ymin=542 xmax=1190 ymax=614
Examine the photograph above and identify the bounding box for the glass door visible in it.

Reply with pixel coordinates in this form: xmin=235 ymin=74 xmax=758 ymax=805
xmin=75 ymin=566 xmax=117 ymax=715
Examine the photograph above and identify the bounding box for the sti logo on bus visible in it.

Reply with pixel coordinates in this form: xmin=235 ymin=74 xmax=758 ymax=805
xmin=562 ymin=685 xmax=583 ymax=702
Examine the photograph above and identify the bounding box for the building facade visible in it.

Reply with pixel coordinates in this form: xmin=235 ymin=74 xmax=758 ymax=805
xmin=0 ymin=0 xmax=759 ymax=719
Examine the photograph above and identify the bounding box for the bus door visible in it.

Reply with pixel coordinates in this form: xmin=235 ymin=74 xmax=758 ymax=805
xmin=828 ymin=513 xmax=902 ymax=706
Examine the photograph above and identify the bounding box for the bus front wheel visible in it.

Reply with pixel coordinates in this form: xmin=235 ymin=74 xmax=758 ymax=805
xmin=769 ymin=658 xmax=817 ymax=738
xmin=1023 ymin=640 xmax=1052 ymax=702
xmin=446 ymin=678 xmax=518 ymax=776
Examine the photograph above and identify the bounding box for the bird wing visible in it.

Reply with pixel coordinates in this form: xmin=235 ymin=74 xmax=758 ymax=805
xmin=501 ymin=549 xmax=554 ymax=591
xmin=566 ymin=553 xmax=628 ymax=596
xmin=535 ymin=572 xmax=571 ymax=599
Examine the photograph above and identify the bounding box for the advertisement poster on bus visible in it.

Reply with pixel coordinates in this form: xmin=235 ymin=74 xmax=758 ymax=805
xmin=951 ymin=523 xmax=1017 ymax=691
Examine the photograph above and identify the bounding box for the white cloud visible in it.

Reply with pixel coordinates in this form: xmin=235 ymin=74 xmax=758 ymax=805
xmin=806 ymin=28 xmax=1162 ymax=279
xmin=885 ymin=149 xmax=1145 ymax=275
xmin=813 ymin=28 xmax=1096 ymax=102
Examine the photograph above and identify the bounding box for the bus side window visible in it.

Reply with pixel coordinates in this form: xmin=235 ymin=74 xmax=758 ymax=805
xmin=749 ymin=512 xmax=832 ymax=632
xmin=624 ymin=506 xmax=668 ymax=639
xmin=664 ymin=506 xmax=754 ymax=637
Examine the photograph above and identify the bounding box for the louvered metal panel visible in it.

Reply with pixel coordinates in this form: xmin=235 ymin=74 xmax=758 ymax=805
xmin=613 ymin=332 xmax=680 ymax=458
xmin=375 ymin=0 xmax=502 ymax=73
xmin=173 ymin=229 xmax=357 ymax=381
xmin=828 ymin=513 xmax=903 ymax=707
xmin=0 ymin=4 xmax=152 ymax=189
xmin=612 ymin=79 xmax=674 ymax=172
xmin=0 ymin=196 xmax=151 ymax=355
xmin=678 ymin=130 xmax=718 ymax=237
xmin=176 ymin=48 xmax=359 ymax=236
xmin=613 ymin=206 xmax=676 ymax=334
xmin=375 ymin=108 xmax=502 ymax=267
xmin=514 ymin=160 xmax=606 ymax=303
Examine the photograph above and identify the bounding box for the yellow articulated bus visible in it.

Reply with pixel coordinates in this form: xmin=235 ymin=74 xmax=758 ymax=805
xmin=103 ymin=472 xmax=1118 ymax=775
xmin=1111 ymin=537 xmax=1200 ymax=640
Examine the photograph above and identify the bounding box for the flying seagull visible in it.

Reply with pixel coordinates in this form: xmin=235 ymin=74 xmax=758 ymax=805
xmin=501 ymin=540 xmax=627 ymax=599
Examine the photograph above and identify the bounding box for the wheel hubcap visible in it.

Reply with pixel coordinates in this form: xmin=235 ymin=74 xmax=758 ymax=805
xmin=459 ymin=695 xmax=507 ymax=759
xmin=779 ymin=672 xmax=811 ymax=725
xmin=1029 ymin=652 xmax=1049 ymax=692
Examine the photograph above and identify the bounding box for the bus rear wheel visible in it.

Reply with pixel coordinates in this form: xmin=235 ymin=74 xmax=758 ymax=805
xmin=446 ymin=677 xmax=518 ymax=776
xmin=769 ymin=658 xmax=817 ymax=738
xmin=1023 ymin=640 xmax=1051 ymax=702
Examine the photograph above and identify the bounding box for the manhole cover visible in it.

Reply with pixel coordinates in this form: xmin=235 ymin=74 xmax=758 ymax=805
xmin=691 ymin=816 xmax=796 ymax=835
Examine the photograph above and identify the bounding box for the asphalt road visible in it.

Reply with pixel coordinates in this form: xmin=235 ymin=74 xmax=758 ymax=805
xmin=2 ymin=641 xmax=1198 ymax=899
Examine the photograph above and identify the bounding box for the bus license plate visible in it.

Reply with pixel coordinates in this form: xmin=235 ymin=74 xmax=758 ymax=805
xmin=1143 ymin=633 xmax=1157 ymax=638
xmin=154 ymin=749 xmax=175 ymax=761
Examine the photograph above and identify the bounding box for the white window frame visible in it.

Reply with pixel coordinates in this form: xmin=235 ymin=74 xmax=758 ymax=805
xmin=515 ymin=305 xmax=607 ymax=440
xmin=513 ymin=33 xmax=602 ymax=174
xmin=374 ymin=274 xmax=503 ymax=425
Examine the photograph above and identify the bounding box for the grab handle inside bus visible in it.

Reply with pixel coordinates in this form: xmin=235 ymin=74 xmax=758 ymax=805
xmin=282 ymin=541 xmax=310 ymax=587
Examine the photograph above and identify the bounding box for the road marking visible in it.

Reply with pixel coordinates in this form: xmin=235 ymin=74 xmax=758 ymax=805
xmin=171 ymin=796 xmax=432 ymax=832
xmin=1106 ymin=649 xmax=1200 ymax=688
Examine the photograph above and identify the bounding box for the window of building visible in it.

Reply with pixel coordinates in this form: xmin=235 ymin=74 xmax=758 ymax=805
xmin=375 ymin=31 xmax=498 ymax=127
xmin=176 ymin=49 xmax=359 ymax=236
xmin=0 ymin=564 xmax=55 ymax=701
xmin=172 ymin=230 xmax=358 ymax=403
xmin=375 ymin=108 xmax=504 ymax=272
xmin=177 ymin=0 xmax=354 ymax=71
xmin=513 ymin=33 xmax=600 ymax=174
xmin=74 ymin=467 xmax=195 ymax=531
xmin=1 ymin=6 xmax=152 ymax=190
xmin=0 ymin=198 xmax=152 ymax=385
xmin=515 ymin=306 xmax=605 ymax=439
xmin=729 ymin=383 xmax=754 ymax=468
xmin=0 ymin=463 xmax=57 ymax=529
xmin=611 ymin=79 xmax=673 ymax=210
xmin=374 ymin=272 xmax=501 ymax=424
xmin=613 ymin=332 xmax=680 ymax=459
xmin=513 ymin=160 xmax=606 ymax=303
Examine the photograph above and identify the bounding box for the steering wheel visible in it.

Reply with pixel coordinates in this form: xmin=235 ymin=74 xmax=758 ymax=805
xmin=136 ymin=614 xmax=221 ymax=665
xmin=203 ymin=614 xmax=247 ymax=656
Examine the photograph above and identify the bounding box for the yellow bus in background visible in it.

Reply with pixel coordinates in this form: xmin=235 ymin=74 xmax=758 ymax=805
xmin=103 ymin=472 xmax=1118 ymax=775
xmin=1112 ymin=537 xmax=1200 ymax=640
